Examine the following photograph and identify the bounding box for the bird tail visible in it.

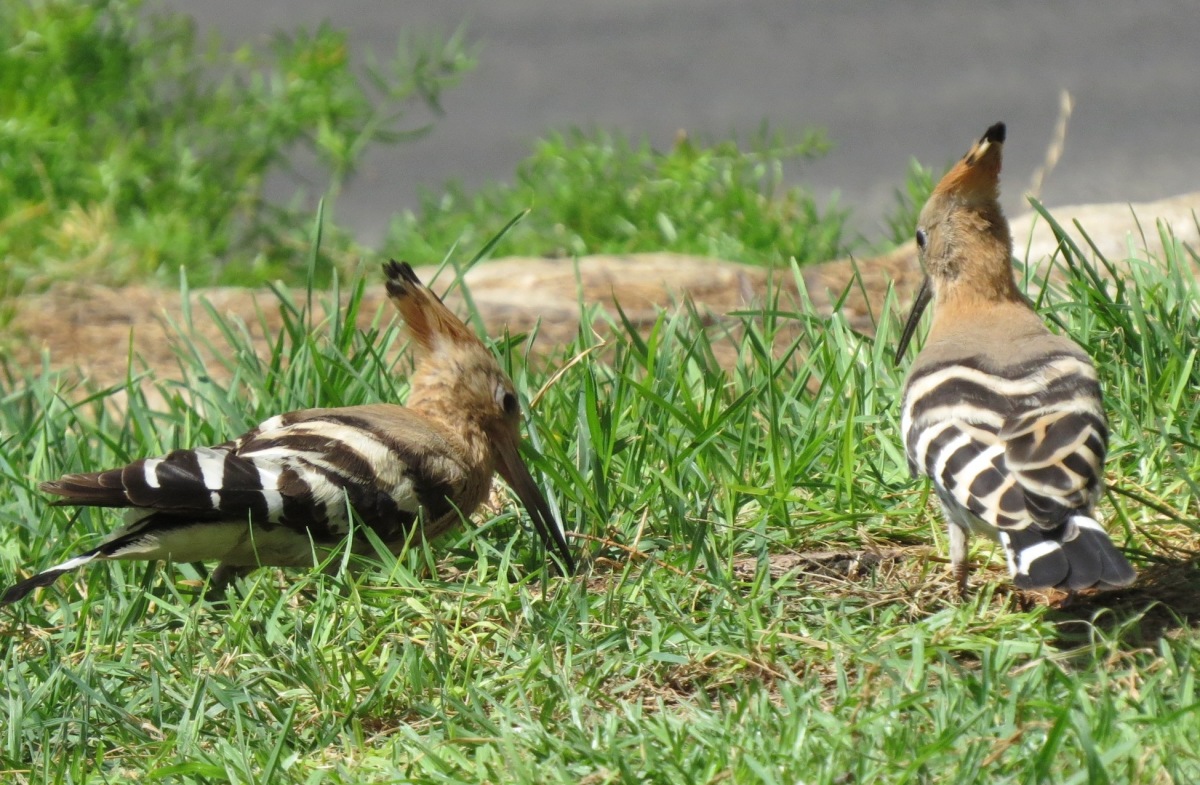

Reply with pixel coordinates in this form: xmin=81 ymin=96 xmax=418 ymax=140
xmin=6 ymin=472 xmax=138 ymax=602
xmin=1 ymin=543 xmax=110 ymax=604
xmin=2 ymin=518 xmax=175 ymax=604
xmin=1003 ymin=515 xmax=1136 ymax=591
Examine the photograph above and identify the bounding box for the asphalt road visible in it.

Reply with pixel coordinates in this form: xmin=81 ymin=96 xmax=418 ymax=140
xmin=164 ymin=0 xmax=1200 ymax=247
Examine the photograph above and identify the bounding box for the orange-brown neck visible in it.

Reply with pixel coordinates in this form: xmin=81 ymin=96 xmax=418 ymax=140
xmin=405 ymin=361 xmax=497 ymax=471
xmin=933 ymin=262 xmax=1023 ymax=314
xmin=928 ymin=203 xmax=1022 ymax=312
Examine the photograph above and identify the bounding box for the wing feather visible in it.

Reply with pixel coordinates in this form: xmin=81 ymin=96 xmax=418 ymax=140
xmin=40 ymin=406 xmax=470 ymax=547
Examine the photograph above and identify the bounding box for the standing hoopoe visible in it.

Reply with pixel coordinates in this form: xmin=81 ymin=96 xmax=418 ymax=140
xmin=895 ymin=122 xmax=1136 ymax=595
xmin=1 ymin=261 xmax=575 ymax=604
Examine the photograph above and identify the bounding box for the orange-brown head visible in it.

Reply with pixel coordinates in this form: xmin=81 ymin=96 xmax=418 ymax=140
xmin=895 ymin=122 xmax=1022 ymax=364
xmin=383 ymin=260 xmax=575 ymax=573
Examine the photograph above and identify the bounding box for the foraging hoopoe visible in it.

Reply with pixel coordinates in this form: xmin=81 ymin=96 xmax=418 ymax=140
xmin=1 ymin=261 xmax=576 ymax=604
xmin=895 ymin=122 xmax=1136 ymax=594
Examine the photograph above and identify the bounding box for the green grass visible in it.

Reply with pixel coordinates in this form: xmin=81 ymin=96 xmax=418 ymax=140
xmin=2 ymin=209 xmax=1199 ymax=783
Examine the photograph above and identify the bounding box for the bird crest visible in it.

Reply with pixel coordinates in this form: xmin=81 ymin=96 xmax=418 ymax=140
xmin=931 ymin=121 xmax=1005 ymax=205
xmin=383 ymin=260 xmax=480 ymax=357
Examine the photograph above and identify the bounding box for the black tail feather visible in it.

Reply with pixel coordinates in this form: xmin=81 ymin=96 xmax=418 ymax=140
xmin=1006 ymin=516 xmax=1136 ymax=591
xmin=1 ymin=568 xmax=75 ymax=604
xmin=1062 ymin=523 xmax=1137 ymax=590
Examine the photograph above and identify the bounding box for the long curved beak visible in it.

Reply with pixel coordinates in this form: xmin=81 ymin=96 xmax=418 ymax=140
xmin=894 ymin=276 xmax=932 ymax=366
xmin=494 ymin=436 xmax=576 ymax=575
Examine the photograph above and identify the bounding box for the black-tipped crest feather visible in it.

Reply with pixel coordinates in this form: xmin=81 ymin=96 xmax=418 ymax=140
xmin=383 ymin=259 xmax=423 ymax=298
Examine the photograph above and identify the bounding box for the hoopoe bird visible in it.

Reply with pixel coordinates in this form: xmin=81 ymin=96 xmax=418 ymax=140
xmin=1 ymin=261 xmax=575 ymax=604
xmin=895 ymin=122 xmax=1136 ymax=595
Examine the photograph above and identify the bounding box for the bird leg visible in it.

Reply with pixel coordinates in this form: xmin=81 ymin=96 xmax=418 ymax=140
xmin=948 ymin=524 xmax=970 ymax=597
xmin=205 ymin=563 xmax=253 ymax=602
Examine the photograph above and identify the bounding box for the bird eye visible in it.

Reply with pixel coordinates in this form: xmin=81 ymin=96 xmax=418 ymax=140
xmin=915 ymin=228 xmax=928 ymax=250
xmin=496 ymin=384 xmax=519 ymax=415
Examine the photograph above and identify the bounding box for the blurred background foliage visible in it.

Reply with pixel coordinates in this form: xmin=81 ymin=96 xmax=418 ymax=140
xmin=0 ymin=0 xmax=877 ymax=302
xmin=0 ymin=0 xmax=472 ymax=292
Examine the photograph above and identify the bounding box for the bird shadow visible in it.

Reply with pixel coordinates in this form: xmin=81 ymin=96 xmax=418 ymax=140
xmin=1045 ymin=554 xmax=1200 ymax=652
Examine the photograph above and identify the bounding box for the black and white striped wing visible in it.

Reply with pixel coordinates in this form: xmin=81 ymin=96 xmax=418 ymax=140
xmin=904 ymin=410 xmax=1027 ymax=532
xmin=902 ymin=353 xmax=1106 ymax=534
xmin=901 ymin=352 xmax=1131 ymax=588
xmin=999 ymin=405 xmax=1106 ymax=523
xmin=227 ymin=411 xmax=467 ymax=541
xmin=44 ymin=408 xmax=468 ymax=550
